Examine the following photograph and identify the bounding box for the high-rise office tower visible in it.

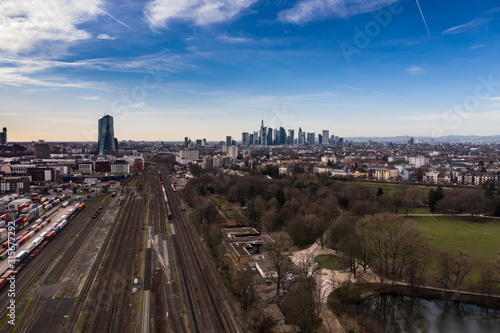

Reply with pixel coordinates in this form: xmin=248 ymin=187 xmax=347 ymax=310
xmin=260 ymin=121 xmax=267 ymax=146
xmin=288 ymin=129 xmax=294 ymax=145
xmin=97 ymin=115 xmax=116 ymax=155
xmin=184 ymin=137 xmax=189 ymax=148
xmin=307 ymin=132 xmax=315 ymax=145
xmin=0 ymin=127 xmax=6 ymax=145
xmin=322 ymin=130 xmax=329 ymax=144
xmin=249 ymin=133 xmax=254 ymax=146
xmin=298 ymin=127 xmax=303 ymax=144
xmin=267 ymin=128 xmax=273 ymax=146
xmin=226 ymin=136 xmax=232 ymax=146
xmin=318 ymin=134 xmax=323 ymax=145
xmin=242 ymin=132 xmax=249 ymax=146
xmin=279 ymin=127 xmax=286 ymax=145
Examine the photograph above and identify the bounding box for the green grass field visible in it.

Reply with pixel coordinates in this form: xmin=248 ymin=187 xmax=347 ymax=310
xmin=210 ymin=196 xmax=246 ymax=224
xmin=411 ymin=216 xmax=500 ymax=282
xmin=315 ymin=255 xmax=346 ymax=270
xmin=412 ymin=207 xmax=431 ymax=214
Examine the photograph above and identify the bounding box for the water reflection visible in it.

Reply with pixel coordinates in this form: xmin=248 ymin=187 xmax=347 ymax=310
xmin=357 ymin=295 xmax=500 ymax=333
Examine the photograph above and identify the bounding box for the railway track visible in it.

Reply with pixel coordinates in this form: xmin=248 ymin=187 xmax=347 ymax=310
xmin=163 ymin=171 xmax=246 ymax=333
xmin=16 ymin=199 xmax=104 ymax=332
xmin=0 ymin=197 xmax=100 ymax=328
xmin=146 ymin=164 xmax=186 ymax=333
xmin=65 ymin=174 xmax=146 ymax=333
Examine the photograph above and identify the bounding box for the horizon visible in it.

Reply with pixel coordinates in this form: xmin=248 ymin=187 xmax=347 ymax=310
xmin=2 ymin=0 xmax=500 ymax=141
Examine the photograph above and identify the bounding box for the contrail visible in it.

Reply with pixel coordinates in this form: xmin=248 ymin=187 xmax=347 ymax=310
xmin=97 ymin=7 xmax=136 ymax=32
xmin=415 ymin=0 xmax=430 ymax=35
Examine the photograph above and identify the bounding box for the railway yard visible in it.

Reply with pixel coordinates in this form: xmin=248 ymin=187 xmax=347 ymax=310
xmin=0 ymin=162 xmax=245 ymax=332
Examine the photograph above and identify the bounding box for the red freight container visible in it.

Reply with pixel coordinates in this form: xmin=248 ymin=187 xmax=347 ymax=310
xmin=45 ymin=231 xmax=56 ymax=240
xmin=1 ymin=270 xmax=16 ymax=280
xmin=2 ymin=241 xmax=9 ymax=249
xmin=0 ymin=278 xmax=6 ymax=290
xmin=0 ymin=214 xmax=8 ymax=220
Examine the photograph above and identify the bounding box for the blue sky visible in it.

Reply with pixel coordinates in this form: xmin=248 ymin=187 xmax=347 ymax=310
xmin=1 ymin=0 xmax=499 ymax=141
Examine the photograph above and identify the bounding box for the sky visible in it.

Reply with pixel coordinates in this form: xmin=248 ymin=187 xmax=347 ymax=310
xmin=1 ymin=0 xmax=500 ymax=142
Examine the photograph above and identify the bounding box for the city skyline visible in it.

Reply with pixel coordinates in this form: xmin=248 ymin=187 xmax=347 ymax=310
xmin=2 ymin=0 xmax=500 ymax=141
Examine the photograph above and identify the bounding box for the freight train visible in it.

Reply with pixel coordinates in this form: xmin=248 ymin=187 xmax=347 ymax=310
xmin=0 ymin=196 xmax=84 ymax=290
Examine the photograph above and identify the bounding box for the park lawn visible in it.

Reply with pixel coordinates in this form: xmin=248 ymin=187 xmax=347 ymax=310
xmin=210 ymin=196 xmax=246 ymax=224
xmin=411 ymin=216 xmax=500 ymax=282
xmin=412 ymin=207 xmax=431 ymax=214
xmin=315 ymin=255 xmax=346 ymax=270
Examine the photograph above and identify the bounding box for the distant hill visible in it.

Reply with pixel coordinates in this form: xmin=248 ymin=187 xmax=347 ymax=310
xmin=346 ymin=135 xmax=500 ymax=143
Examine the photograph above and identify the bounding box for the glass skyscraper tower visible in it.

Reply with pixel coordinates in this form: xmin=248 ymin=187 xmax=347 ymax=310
xmin=98 ymin=115 xmax=115 ymax=155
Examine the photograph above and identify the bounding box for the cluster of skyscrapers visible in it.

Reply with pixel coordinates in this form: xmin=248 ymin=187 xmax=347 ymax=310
xmin=239 ymin=121 xmax=343 ymax=147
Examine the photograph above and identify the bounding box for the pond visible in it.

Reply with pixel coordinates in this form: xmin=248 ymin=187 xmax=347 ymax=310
xmin=357 ymin=294 xmax=500 ymax=333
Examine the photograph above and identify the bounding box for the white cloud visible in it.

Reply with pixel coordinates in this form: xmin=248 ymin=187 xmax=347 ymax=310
xmin=0 ymin=66 xmax=100 ymax=88
xmin=130 ymin=102 xmax=146 ymax=108
xmin=97 ymin=34 xmax=116 ymax=40
xmin=80 ymin=96 xmax=100 ymax=100
xmin=470 ymin=44 xmax=487 ymax=50
xmin=145 ymin=0 xmax=258 ymax=27
xmin=441 ymin=18 xmax=491 ymax=35
xmin=405 ymin=65 xmax=427 ymax=75
xmin=278 ymin=0 xmax=398 ymax=24
xmin=0 ymin=0 xmax=103 ymax=54
xmin=217 ymin=34 xmax=253 ymax=43
xmin=0 ymin=49 xmax=190 ymax=88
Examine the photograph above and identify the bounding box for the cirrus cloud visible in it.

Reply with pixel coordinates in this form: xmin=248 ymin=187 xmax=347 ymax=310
xmin=278 ymin=0 xmax=399 ymax=24
xmin=145 ymin=0 xmax=258 ymax=27
xmin=441 ymin=18 xmax=492 ymax=35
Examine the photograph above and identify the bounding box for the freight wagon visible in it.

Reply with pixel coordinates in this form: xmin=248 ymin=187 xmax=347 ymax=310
xmin=15 ymin=250 xmax=27 ymax=263
xmin=166 ymin=203 xmax=173 ymax=219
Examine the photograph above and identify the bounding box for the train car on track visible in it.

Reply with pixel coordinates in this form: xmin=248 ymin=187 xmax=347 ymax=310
xmin=45 ymin=231 xmax=56 ymax=240
xmin=162 ymin=187 xmax=168 ymax=203
xmin=0 ymin=248 xmax=6 ymax=260
xmin=166 ymin=203 xmax=173 ymax=219
xmin=15 ymin=250 xmax=27 ymax=263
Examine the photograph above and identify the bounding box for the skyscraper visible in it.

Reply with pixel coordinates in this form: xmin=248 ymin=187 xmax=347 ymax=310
xmin=267 ymin=127 xmax=273 ymax=146
xmin=260 ymin=121 xmax=267 ymax=146
xmin=97 ymin=115 xmax=116 ymax=155
xmin=0 ymin=127 xmax=6 ymax=145
xmin=279 ymin=127 xmax=286 ymax=145
xmin=298 ymin=127 xmax=303 ymax=144
xmin=242 ymin=132 xmax=249 ymax=146
xmin=322 ymin=130 xmax=329 ymax=144
xmin=288 ymin=129 xmax=294 ymax=145
xmin=226 ymin=136 xmax=232 ymax=146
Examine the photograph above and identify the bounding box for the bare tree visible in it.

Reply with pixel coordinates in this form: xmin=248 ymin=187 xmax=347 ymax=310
xmin=338 ymin=233 xmax=361 ymax=278
xmin=479 ymin=270 xmax=498 ymax=296
xmin=450 ymin=250 xmax=473 ymax=289
xmin=357 ymin=213 xmax=428 ymax=282
xmin=437 ymin=250 xmax=473 ymax=290
xmin=266 ymin=231 xmax=294 ymax=296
